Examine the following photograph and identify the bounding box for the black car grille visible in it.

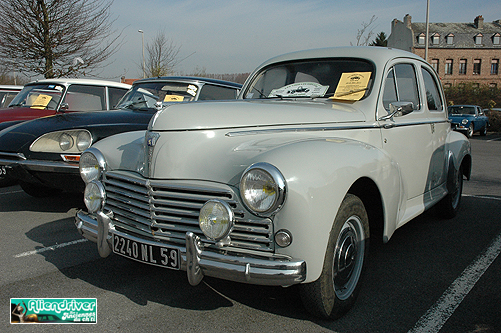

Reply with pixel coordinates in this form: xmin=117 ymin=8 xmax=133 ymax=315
xmin=103 ymin=171 xmax=274 ymax=252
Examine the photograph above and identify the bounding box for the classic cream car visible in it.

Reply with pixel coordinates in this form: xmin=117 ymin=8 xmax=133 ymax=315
xmin=75 ymin=47 xmax=471 ymax=319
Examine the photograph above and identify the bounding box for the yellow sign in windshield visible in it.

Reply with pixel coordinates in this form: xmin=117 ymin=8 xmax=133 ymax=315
xmin=30 ymin=94 xmax=53 ymax=109
xmin=331 ymin=72 xmax=371 ymax=101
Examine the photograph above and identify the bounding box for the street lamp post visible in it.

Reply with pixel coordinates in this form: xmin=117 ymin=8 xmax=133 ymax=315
xmin=138 ymin=30 xmax=145 ymax=78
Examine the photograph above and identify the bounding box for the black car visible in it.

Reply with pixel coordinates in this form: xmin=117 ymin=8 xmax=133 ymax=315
xmin=0 ymin=77 xmax=241 ymax=196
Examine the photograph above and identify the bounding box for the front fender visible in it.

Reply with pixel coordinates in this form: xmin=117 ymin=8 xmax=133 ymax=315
xmin=247 ymin=138 xmax=401 ymax=283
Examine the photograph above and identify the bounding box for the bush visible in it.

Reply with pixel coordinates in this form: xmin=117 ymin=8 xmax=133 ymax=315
xmin=444 ymin=83 xmax=500 ymax=110
xmin=487 ymin=111 xmax=501 ymax=133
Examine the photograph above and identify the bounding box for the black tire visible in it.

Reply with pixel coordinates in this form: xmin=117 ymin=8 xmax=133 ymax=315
xmin=19 ymin=182 xmax=62 ymax=198
xmin=0 ymin=176 xmax=17 ymax=188
xmin=299 ymin=194 xmax=370 ymax=319
xmin=467 ymin=124 xmax=474 ymax=138
xmin=480 ymin=125 xmax=487 ymax=136
xmin=437 ymin=164 xmax=463 ymax=219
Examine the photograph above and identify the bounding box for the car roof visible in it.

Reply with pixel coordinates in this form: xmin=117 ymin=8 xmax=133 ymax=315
xmin=26 ymin=78 xmax=131 ymax=89
xmin=253 ymin=46 xmax=424 ymax=71
xmin=132 ymin=76 xmax=242 ymax=89
xmin=0 ymin=85 xmax=23 ymax=91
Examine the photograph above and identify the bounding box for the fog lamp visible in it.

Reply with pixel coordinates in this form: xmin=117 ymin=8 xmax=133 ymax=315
xmin=199 ymin=200 xmax=234 ymax=241
xmin=275 ymin=229 xmax=293 ymax=247
xmin=84 ymin=181 xmax=105 ymax=213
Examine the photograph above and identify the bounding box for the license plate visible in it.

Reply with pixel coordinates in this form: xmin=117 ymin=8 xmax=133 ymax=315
xmin=112 ymin=234 xmax=180 ymax=270
xmin=1 ymin=165 xmax=7 ymax=176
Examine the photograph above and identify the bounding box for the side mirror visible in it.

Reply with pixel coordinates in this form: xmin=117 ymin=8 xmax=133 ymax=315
xmin=59 ymin=102 xmax=69 ymax=112
xmin=379 ymin=101 xmax=415 ymax=121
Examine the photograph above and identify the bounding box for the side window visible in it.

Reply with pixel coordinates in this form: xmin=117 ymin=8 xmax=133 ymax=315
xmin=108 ymin=87 xmax=128 ymax=109
xmin=64 ymin=84 xmax=106 ymax=111
xmin=198 ymin=84 xmax=238 ymax=100
xmin=421 ymin=68 xmax=443 ymax=111
xmin=383 ymin=64 xmax=420 ymax=111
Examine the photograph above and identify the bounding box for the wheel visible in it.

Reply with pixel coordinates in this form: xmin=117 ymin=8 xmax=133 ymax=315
xmin=0 ymin=176 xmax=17 ymax=188
xmin=299 ymin=194 xmax=370 ymax=319
xmin=480 ymin=125 xmax=487 ymax=136
xmin=436 ymin=165 xmax=463 ymax=219
xmin=466 ymin=124 xmax=473 ymax=138
xmin=19 ymin=182 xmax=62 ymax=198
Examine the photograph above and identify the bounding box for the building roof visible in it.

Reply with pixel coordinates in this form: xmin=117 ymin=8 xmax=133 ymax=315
xmin=411 ymin=16 xmax=501 ymax=48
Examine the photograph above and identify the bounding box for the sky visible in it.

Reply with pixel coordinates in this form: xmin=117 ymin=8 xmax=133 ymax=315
xmin=95 ymin=0 xmax=501 ymax=81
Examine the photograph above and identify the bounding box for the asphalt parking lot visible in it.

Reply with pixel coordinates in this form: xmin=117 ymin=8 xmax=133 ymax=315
xmin=1 ymin=133 xmax=500 ymax=332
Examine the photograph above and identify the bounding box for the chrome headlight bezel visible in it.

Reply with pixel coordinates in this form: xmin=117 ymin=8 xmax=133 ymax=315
xmin=84 ymin=181 xmax=106 ymax=213
xmin=199 ymin=199 xmax=235 ymax=241
xmin=239 ymin=162 xmax=286 ymax=217
xmin=79 ymin=148 xmax=106 ymax=184
xmin=461 ymin=119 xmax=469 ymax=125
xmin=30 ymin=129 xmax=93 ymax=153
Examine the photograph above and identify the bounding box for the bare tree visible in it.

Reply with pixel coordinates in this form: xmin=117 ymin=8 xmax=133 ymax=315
xmin=144 ymin=31 xmax=181 ymax=78
xmin=0 ymin=0 xmax=122 ymax=79
xmin=352 ymin=15 xmax=378 ymax=46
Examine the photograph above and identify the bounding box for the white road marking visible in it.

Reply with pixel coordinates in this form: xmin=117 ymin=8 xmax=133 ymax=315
xmin=408 ymin=233 xmax=501 ymax=333
xmin=14 ymin=239 xmax=88 ymax=258
xmin=463 ymin=194 xmax=501 ymax=201
xmin=0 ymin=189 xmax=23 ymax=195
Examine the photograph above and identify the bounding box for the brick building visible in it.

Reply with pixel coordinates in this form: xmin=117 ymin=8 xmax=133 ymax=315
xmin=387 ymin=15 xmax=501 ymax=88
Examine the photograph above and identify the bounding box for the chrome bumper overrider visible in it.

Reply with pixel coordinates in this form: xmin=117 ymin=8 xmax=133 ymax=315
xmin=75 ymin=210 xmax=306 ymax=286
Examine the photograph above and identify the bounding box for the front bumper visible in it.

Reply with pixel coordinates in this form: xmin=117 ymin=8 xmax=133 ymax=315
xmin=0 ymin=157 xmax=81 ymax=190
xmin=75 ymin=210 xmax=307 ymax=287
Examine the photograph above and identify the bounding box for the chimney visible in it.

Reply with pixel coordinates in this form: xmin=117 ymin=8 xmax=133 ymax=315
xmin=474 ymin=15 xmax=484 ymax=29
xmin=404 ymin=14 xmax=412 ymax=28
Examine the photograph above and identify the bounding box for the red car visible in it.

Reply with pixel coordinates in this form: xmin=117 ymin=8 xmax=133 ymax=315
xmin=0 ymin=78 xmax=131 ymax=125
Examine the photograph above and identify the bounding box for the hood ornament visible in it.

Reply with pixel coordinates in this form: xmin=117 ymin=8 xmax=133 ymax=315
xmin=143 ymin=131 xmax=160 ymax=178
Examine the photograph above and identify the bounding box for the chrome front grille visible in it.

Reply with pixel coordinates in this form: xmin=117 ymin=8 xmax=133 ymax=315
xmin=103 ymin=171 xmax=274 ymax=252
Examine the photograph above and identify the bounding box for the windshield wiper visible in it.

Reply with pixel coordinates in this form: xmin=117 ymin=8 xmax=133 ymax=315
xmin=335 ymin=87 xmax=368 ymax=97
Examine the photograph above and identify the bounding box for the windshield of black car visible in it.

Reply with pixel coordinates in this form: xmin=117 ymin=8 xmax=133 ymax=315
xmin=243 ymin=58 xmax=375 ymax=100
xmin=449 ymin=106 xmax=475 ymax=115
xmin=8 ymin=84 xmax=65 ymax=110
xmin=116 ymin=82 xmax=197 ymax=110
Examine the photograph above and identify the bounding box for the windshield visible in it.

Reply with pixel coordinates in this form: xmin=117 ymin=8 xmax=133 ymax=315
xmin=116 ymin=81 xmax=198 ymax=111
xmin=448 ymin=106 xmax=475 ymax=115
xmin=8 ymin=83 xmax=65 ymax=110
xmin=243 ymin=58 xmax=374 ymax=100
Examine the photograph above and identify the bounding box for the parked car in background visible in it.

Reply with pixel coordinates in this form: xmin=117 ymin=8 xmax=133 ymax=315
xmin=0 ymin=77 xmax=241 ymax=195
xmin=448 ymin=105 xmax=489 ymax=137
xmin=0 ymin=78 xmax=131 ymax=125
xmin=75 ymin=47 xmax=471 ymax=320
xmin=483 ymin=108 xmax=501 ymax=115
xmin=0 ymin=85 xmax=23 ymax=108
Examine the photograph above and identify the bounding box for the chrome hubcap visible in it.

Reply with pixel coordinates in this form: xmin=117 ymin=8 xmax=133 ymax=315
xmin=333 ymin=216 xmax=365 ymax=300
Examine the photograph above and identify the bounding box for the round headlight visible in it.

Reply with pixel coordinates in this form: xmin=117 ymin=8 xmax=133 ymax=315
xmin=79 ymin=148 xmax=105 ymax=183
xmin=462 ymin=119 xmax=468 ymax=125
xmin=199 ymin=200 xmax=234 ymax=241
xmin=59 ymin=133 xmax=74 ymax=151
xmin=84 ymin=181 xmax=105 ymax=213
xmin=240 ymin=163 xmax=286 ymax=216
xmin=76 ymin=131 xmax=92 ymax=151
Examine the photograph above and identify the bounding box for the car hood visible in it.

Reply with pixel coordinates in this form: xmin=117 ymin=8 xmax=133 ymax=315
xmin=0 ymin=109 xmax=155 ymax=154
xmin=151 ymin=99 xmax=367 ymax=131
xmin=106 ymin=100 xmax=369 ymax=182
xmin=0 ymin=106 xmax=54 ymax=123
